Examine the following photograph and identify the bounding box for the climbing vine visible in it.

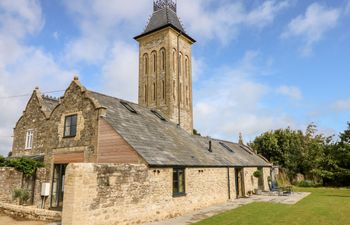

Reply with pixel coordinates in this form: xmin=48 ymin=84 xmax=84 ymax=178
xmin=0 ymin=156 xmax=44 ymax=177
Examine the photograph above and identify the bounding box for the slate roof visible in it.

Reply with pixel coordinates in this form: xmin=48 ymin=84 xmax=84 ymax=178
xmin=134 ymin=6 xmax=195 ymax=43
xmin=89 ymin=91 xmax=271 ymax=167
xmin=42 ymin=96 xmax=59 ymax=113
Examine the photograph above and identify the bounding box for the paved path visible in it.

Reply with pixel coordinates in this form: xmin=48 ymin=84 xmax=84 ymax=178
xmin=0 ymin=214 xmax=46 ymax=225
xmin=143 ymin=192 xmax=310 ymax=225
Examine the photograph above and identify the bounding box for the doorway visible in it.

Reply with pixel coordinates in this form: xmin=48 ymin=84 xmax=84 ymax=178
xmin=258 ymin=167 xmax=264 ymax=190
xmin=235 ymin=168 xmax=245 ymax=198
xmin=50 ymin=164 xmax=67 ymax=210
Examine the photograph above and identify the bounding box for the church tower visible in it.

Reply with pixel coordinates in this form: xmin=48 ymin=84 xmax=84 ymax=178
xmin=135 ymin=0 xmax=196 ymax=134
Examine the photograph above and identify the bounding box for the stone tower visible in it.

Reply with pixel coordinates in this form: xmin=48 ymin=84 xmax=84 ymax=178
xmin=134 ymin=0 xmax=195 ymax=134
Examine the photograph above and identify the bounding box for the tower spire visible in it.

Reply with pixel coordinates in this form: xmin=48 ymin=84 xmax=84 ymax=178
xmin=153 ymin=0 xmax=177 ymax=13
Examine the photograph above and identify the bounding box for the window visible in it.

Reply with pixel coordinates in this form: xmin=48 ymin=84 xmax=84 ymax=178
xmin=173 ymin=168 xmax=185 ymax=196
xmin=151 ymin=109 xmax=166 ymax=121
xmin=172 ymin=50 xmax=176 ymax=72
xmin=173 ymin=80 xmax=176 ymax=100
xmin=120 ymin=101 xmax=137 ymax=114
xmin=162 ymin=80 xmax=165 ymax=99
xmin=179 ymin=53 xmax=182 ymax=76
xmin=185 ymin=57 xmax=188 ymax=78
xmin=161 ymin=49 xmax=166 ymax=71
xmin=219 ymin=142 xmax=234 ymax=153
xmin=144 ymin=84 xmax=147 ymax=104
xmin=186 ymin=86 xmax=189 ymax=106
xmin=25 ymin=129 xmax=33 ymax=149
xmin=153 ymin=82 xmax=156 ymax=101
xmin=144 ymin=54 xmax=149 ymax=75
xmin=180 ymin=83 xmax=182 ymax=103
xmin=153 ymin=53 xmax=157 ymax=73
xmin=64 ymin=115 xmax=77 ymax=137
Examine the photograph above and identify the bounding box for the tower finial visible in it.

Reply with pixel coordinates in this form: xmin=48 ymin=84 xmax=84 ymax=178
xmin=238 ymin=132 xmax=244 ymax=145
xmin=153 ymin=0 xmax=176 ymax=13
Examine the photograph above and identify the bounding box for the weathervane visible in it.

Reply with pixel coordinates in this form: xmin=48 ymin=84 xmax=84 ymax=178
xmin=153 ymin=0 xmax=177 ymax=13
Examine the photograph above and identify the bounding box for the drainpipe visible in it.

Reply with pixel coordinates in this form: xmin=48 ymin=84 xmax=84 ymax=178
xmin=177 ymin=31 xmax=182 ymax=127
xmin=227 ymin=167 xmax=231 ymax=200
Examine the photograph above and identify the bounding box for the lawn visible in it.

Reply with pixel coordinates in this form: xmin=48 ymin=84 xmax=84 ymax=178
xmin=194 ymin=188 xmax=350 ymax=225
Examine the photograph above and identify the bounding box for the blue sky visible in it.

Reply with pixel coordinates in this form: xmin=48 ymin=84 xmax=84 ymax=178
xmin=0 ymin=0 xmax=350 ymax=155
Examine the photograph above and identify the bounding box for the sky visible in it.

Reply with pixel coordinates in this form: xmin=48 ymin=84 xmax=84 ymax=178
xmin=0 ymin=0 xmax=350 ymax=156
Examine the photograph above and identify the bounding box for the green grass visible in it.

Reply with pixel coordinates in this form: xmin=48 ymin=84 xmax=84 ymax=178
xmin=194 ymin=188 xmax=350 ymax=225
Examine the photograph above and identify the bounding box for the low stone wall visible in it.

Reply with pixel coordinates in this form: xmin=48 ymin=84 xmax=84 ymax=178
xmin=0 ymin=167 xmax=49 ymax=207
xmin=62 ymin=163 xmax=235 ymax=225
xmin=0 ymin=202 xmax=61 ymax=221
xmin=0 ymin=167 xmax=22 ymax=204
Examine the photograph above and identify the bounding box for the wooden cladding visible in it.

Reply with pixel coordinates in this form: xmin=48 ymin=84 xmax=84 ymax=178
xmin=53 ymin=152 xmax=84 ymax=164
xmin=97 ymin=118 xmax=143 ymax=163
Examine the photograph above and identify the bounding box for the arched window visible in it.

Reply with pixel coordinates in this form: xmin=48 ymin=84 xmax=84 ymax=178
xmin=172 ymin=49 xmax=176 ymax=72
xmin=185 ymin=57 xmax=188 ymax=79
xmin=180 ymin=83 xmax=182 ymax=103
xmin=144 ymin=84 xmax=147 ymax=104
xmin=144 ymin=54 xmax=149 ymax=75
xmin=162 ymin=80 xmax=165 ymax=99
xmin=173 ymin=80 xmax=176 ymax=100
xmin=179 ymin=53 xmax=182 ymax=77
xmin=161 ymin=49 xmax=166 ymax=71
xmin=186 ymin=86 xmax=189 ymax=106
xmin=152 ymin=52 xmax=157 ymax=73
xmin=153 ymin=82 xmax=156 ymax=101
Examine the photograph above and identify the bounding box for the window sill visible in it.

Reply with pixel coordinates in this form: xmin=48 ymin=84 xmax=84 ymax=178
xmin=63 ymin=135 xmax=76 ymax=139
xmin=173 ymin=192 xmax=186 ymax=198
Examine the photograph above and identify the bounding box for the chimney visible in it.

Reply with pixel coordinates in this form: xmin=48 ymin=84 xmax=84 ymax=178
xmin=208 ymin=140 xmax=212 ymax=152
xmin=238 ymin=132 xmax=244 ymax=145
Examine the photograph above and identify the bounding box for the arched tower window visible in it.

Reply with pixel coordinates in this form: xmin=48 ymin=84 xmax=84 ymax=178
xmin=153 ymin=82 xmax=156 ymax=101
xmin=160 ymin=48 xmax=166 ymax=71
xmin=162 ymin=80 xmax=165 ymax=99
xmin=143 ymin=54 xmax=149 ymax=75
xmin=185 ymin=57 xmax=188 ymax=79
xmin=179 ymin=53 xmax=183 ymax=77
xmin=186 ymin=86 xmax=189 ymax=106
xmin=152 ymin=52 xmax=157 ymax=73
xmin=144 ymin=84 xmax=148 ymax=104
xmin=172 ymin=49 xmax=176 ymax=72
xmin=173 ymin=80 xmax=176 ymax=101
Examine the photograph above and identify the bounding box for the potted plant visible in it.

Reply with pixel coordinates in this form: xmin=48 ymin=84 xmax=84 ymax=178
xmin=253 ymin=170 xmax=263 ymax=195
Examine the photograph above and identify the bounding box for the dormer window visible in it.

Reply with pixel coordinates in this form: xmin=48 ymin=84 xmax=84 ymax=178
xmin=64 ymin=115 xmax=77 ymax=137
xmin=25 ymin=129 xmax=33 ymax=150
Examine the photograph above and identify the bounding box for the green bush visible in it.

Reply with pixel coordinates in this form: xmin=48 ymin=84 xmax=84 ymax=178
xmin=0 ymin=157 xmax=44 ymax=177
xmin=13 ymin=188 xmax=30 ymax=205
xmin=253 ymin=170 xmax=262 ymax=178
xmin=297 ymin=180 xmax=322 ymax=187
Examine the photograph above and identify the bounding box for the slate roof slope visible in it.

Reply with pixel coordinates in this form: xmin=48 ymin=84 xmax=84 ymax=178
xmin=42 ymin=96 xmax=59 ymax=113
xmin=135 ymin=6 xmax=195 ymax=43
xmin=89 ymin=91 xmax=270 ymax=167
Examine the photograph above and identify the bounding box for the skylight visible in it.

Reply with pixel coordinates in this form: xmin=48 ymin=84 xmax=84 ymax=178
xmin=219 ymin=142 xmax=234 ymax=153
xmin=120 ymin=101 xmax=137 ymax=114
xmin=151 ymin=109 xmax=166 ymax=121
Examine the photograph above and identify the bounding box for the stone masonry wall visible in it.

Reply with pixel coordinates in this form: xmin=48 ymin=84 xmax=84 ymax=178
xmin=243 ymin=167 xmax=258 ymax=195
xmin=62 ymin=164 xmax=235 ymax=225
xmin=0 ymin=167 xmax=22 ymax=204
xmin=0 ymin=167 xmax=48 ymax=207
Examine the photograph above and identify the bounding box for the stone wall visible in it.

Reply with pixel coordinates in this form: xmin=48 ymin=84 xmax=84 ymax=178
xmin=0 ymin=202 xmax=61 ymax=222
xmin=62 ymin=163 xmax=235 ymax=225
xmin=263 ymin=167 xmax=271 ymax=191
xmin=0 ymin=167 xmax=22 ymax=204
xmin=0 ymin=167 xmax=48 ymax=207
xmin=243 ymin=167 xmax=259 ymax=195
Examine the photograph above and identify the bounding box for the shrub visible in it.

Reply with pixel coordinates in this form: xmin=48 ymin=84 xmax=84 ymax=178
xmin=297 ymin=180 xmax=322 ymax=187
xmin=0 ymin=157 xmax=44 ymax=177
xmin=253 ymin=170 xmax=262 ymax=178
xmin=13 ymin=188 xmax=30 ymax=205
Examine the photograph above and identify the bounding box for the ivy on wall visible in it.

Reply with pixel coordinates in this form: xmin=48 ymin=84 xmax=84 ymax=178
xmin=0 ymin=156 xmax=44 ymax=177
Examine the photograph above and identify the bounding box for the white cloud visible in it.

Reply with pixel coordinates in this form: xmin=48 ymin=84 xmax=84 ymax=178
xmin=193 ymin=51 xmax=295 ymax=142
xmin=101 ymin=41 xmax=139 ymax=102
xmin=332 ymin=100 xmax=350 ymax=112
xmin=179 ymin=0 xmax=289 ymax=44
xmin=0 ymin=1 xmax=73 ymax=156
xmin=282 ymin=3 xmax=340 ymax=55
xmin=276 ymin=85 xmax=302 ymax=100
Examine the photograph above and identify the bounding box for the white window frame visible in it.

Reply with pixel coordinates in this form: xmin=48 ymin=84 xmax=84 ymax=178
xmin=25 ymin=129 xmax=33 ymax=150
